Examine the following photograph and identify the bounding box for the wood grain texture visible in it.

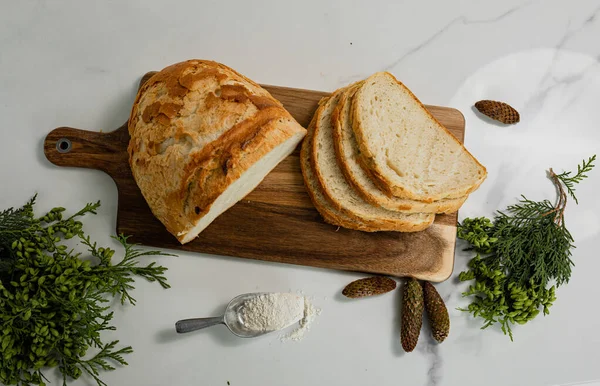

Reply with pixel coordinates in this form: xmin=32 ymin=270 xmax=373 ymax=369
xmin=43 ymin=72 xmax=466 ymax=281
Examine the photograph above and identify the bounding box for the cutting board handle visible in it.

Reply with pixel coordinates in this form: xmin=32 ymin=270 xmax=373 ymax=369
xmin=43 ymin=125 xmax=129 ymax=178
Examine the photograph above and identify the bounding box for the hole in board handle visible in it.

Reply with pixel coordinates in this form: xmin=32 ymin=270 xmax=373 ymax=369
xmin=56 ymin=138 xmax=72 ymax=153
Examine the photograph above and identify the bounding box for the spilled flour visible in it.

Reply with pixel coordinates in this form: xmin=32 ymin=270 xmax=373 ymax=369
xmin=238 ymin=293 xmax=320 ymax=342
xmin=279 ymin=297 xmax=321 ymax=342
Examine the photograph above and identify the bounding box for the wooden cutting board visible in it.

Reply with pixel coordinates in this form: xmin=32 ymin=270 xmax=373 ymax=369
xmin=44 ymin=72 xmax=465 ymax=282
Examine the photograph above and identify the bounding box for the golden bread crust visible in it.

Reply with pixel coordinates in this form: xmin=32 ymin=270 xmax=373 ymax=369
xmin=128 ymin=60 xmax=306 ymax=242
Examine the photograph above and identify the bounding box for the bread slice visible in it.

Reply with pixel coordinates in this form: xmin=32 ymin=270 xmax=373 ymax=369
xmin=311 ymin=88 xmax=435 ymax=232
xmin=352 ymin=72 xmax=487 ymax=202
xmin=128 ymin=60 xmax=306 ymax=244
xmin=300 ymin=114 xmax=373 ymax=231
xmin=332 ymin=83 xmax=467 ymax=213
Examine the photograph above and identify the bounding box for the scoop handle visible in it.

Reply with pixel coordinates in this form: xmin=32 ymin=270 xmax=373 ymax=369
xmin=175 ymin=317 xmax=225 ymax=333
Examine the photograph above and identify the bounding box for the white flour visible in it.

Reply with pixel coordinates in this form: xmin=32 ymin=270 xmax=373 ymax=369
xmin=239 ymin=293 xmax=320 ymax=342
xmin=240 ymin=293 xmax=304 ymax=332
xmin=280 ymin=297 xmax=321 ymax=342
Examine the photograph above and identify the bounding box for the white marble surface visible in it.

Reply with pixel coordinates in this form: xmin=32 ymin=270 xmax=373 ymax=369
xmin=1 ymin=1 xmax=600 ymax=385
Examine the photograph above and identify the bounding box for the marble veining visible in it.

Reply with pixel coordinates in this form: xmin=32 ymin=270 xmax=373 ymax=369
xmin=422 ymin=342 xmax=442 ymax=386
xmin=337 ymin=1 xmax=538 ymax=87
xmin=555 ymin=4 xmax=600 ymax=49
xmin=421 ymin=291 xmax=453 ymax=386
xmin=383 ymin=1 xmax=536 ymax=71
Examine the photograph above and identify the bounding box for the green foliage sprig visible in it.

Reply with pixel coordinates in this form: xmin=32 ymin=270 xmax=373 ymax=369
xmin=457 ymin=156 xmax=595 ymax=340
xmin=0 ymin=196 xmax=171 ymax=386
xmin=554 ymin=155 xmax=596 ymax=204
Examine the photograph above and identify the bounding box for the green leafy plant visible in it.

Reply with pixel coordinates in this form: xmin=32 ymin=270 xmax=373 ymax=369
xmin=457 ymin=155 xmax=595 ymax=340
xmin=554 ymin=155 xmax=596 ymax=204
xmin=0 ymin=196 xmax=171 ymax=385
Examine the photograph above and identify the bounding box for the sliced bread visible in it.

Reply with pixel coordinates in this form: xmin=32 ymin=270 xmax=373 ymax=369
xmin=300 ymin=114 xmax=374 ymax=231
xmin=332 ymin=83 xmax=467 ymax=213
xmin=352 ymin=72 xmax=487 ymax=202
xmin=311 ymin=88 xmax=435 ymax=232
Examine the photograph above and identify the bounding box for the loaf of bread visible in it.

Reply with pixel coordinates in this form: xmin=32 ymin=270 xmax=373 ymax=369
xmin=352 ymin=72 xmax=487 ymax=202
xmin=128 ymin=60 xmax=306 ymax=244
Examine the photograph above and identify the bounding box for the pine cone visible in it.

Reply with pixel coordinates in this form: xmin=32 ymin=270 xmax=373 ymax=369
xmin=401 ymin=278 xmax=424 ymax=352
xmin=474 ymin=100 xmax=520 ymax=124
xmin=423 ymin=282 xmax=450 ymax=343
xmin=342 ymin=277 xmax=396 ymax=298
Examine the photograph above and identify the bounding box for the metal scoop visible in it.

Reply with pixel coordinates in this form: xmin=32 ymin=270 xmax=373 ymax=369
xmin=175 ymin=292 xmax=293 ymax=338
